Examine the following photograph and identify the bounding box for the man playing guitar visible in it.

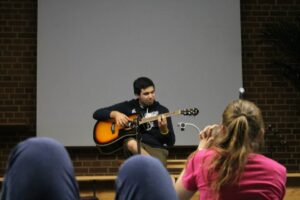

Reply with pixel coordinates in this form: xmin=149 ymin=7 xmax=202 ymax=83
xmin=93 ymin=77 xmax=175 ymax=166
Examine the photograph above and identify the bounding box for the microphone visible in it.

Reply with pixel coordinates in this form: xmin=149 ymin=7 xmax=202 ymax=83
xmin=239 ymin=87 xmax=245 ymax=99
xmin=177 ymin=122 xmax=186 ymax=131
xmin=177 ymin=122 xmax=200 ymax=133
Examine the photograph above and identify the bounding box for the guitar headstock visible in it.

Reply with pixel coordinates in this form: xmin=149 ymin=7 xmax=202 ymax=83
xmin=180 ymin=108 xmax=199 ymax=116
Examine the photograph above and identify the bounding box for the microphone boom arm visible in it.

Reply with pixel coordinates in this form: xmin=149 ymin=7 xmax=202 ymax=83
xmin=177 ymin=122 xmax=200 ymax=133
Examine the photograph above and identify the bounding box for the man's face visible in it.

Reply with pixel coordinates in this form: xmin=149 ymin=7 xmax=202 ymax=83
xmin=138 ymin=86 xmax=156 ymax=107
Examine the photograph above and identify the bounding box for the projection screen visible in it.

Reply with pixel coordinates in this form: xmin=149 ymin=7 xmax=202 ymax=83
xmin=37 ymin=0 xmax=242 ymax=146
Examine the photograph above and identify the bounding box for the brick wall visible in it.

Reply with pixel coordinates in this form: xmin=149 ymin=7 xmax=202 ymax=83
xmin=0 ymin=0 xmax=299 ymax=177
xmin=0 ymin=0 xmax=36 ymax=125
xmin=241 ymin=0 xmax=300 ymax=171
xmin=0 ymin=0 xmax=37 ymax=175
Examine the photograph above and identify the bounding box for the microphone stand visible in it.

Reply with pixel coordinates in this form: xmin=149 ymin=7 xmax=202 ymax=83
xmin=239 ymin=87 xmax=245 ymax=99
xmin=178 ymin=122 xmax=200 ymax=133
xmin=135 ymin=115 xmax=142 ymax=154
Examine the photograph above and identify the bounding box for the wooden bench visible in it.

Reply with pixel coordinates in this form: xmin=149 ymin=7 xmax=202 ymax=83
xmin=167 ymin=159 xmax=186 ymax=167
xmin=76 ymin=176 xmax=116 ymax=199
xmin=75 ymin=159 xmax=300 ymax=200
xmin=75 ymin=159 xmax=185 ymax=199
xmin=2 ymin=160 xmax=300 ymax=200
xmin=0 ymin=160 xmax=184 ymax=200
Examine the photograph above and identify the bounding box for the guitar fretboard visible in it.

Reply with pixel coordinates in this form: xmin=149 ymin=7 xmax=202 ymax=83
xmin=139 ymin=110 xmax=181 ymax=125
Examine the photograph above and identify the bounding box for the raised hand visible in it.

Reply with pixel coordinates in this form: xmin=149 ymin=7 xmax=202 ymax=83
xmin=197 ymin=124 xmax=221 ymax=150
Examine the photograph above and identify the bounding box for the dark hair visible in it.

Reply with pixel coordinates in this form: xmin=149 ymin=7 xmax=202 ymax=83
xmin=133 ymin=77 xmax=155 ymax=95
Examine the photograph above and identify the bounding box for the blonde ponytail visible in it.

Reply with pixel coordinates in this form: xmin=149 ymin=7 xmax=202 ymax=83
xmin=208 ymin=100 xmax=264 ymax=194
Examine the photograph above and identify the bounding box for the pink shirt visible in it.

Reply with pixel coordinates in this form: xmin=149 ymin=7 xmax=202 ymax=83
xmin=182 ymin=150 xmax=286 ymax=200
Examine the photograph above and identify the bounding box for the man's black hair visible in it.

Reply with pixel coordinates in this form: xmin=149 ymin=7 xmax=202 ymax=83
xmin=133 ymin=77 xmax=155 ymax=95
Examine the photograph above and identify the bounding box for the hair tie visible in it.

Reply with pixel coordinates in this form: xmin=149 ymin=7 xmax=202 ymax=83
xmin=240 ymin=113 xmax=247 ymax=118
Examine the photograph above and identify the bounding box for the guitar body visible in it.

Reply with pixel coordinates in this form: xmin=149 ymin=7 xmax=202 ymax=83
xmin=93 ymin=115 xmax=138 ymax=154
xmin=93 ymin=108 xmax=198 ymax=154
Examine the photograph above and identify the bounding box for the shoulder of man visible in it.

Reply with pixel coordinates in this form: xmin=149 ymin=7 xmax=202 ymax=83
xmin=128 ymin=99 xmax=139 ymax=106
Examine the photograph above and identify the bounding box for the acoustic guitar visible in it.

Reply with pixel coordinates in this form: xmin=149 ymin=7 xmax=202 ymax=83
xmin=93 ymin=108 xmax=199 ymax=154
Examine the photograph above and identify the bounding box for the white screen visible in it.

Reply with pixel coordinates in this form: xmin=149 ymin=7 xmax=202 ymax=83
xmin=37 ymin=0 xmax=242 ymax=146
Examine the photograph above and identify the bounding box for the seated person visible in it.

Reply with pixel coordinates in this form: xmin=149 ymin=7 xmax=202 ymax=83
xmin=93 ymin=77 xmax=175 ymax=166
xmin=115 ymin=155 xmax=178 ymax=200
xmin=1 ymin=137 xmax=80 ymax=200
xmin=1 ymin=137 xmax=177 ymax=200
xmin=175 ymin=99 xmax=286 ymax=200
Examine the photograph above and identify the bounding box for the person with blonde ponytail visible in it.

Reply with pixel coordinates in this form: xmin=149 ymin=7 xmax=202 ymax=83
xmin=175 ymin=100 xmax=286 ymax=200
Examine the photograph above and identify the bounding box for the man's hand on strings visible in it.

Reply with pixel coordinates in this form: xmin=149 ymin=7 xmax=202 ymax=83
xmin=158 ymin=114 xmax=169 ymax=134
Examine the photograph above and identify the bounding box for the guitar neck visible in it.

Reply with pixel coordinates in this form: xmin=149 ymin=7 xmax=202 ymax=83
xmin=139 ymin=110 xmax=181 ymax=125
